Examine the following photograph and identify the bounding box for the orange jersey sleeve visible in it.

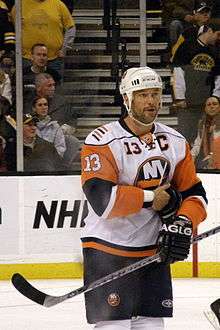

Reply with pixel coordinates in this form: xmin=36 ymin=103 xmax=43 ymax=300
xmin=171 ymin=143 xmax=207 ymax=227
xmin=81 ymin=144 xmax=144 ymax=218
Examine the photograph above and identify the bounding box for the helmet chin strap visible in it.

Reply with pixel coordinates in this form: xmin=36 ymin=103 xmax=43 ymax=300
xmin=128 ymin=109 xmax=156 ymax=127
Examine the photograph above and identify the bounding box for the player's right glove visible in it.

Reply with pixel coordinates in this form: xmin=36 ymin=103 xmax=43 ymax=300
xmin=157 ymin=216 xmax=193 ymax=264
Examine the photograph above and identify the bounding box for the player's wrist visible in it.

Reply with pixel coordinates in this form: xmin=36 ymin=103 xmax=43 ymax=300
xmin=142 ymin=190 xmax=154 ymax=209
xmin=143 ymin=190 xmax=154 ymax=202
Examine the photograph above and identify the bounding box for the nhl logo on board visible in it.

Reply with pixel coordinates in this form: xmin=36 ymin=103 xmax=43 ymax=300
xmin=107 ymin=293 xmax=120 ymax=307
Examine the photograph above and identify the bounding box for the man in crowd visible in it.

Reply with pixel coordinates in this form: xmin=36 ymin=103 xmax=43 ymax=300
xmin=11 ymin=0 xmax=75 ymax=74
xmin=0 ymin=0 xmax=15 ymax=56
xmin=161 ymin=0 xmax=213 ymax=60
xmin=23 ymin=43 xmax=61 ymax=86
xmin=24 ymin=73 xmax=77 ymax=128
xmin=171 ymin=24 xmax=220 ymax=144
xmin=23 ymin=113 xmax=65 ymax=172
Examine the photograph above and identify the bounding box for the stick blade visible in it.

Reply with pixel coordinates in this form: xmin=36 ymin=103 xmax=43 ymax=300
xmin=11 ymin=273 xmax=47 ymax=306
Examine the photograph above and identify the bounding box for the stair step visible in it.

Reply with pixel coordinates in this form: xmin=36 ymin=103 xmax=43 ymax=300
xmin=64 ymin=94 xmax=172 ymax=104
xmin=73 ymin=106 xmax=122 ymax=115
xmin=62 ymin=81 xmax=116 ymax=90
xmin=64 ymin=68 xmax=171 ymax=78
xmin=75 ymin=29 xmax=153 ymax=38
xmin=74 ymin=9 xmax=160 ymax=17
xmin=64 ymin=54 xmax=161 ymax=64
xmin=72 ymin=42 xmax=167 ymax=51
xmin=75 ymin=16 xmax=162 ymax=27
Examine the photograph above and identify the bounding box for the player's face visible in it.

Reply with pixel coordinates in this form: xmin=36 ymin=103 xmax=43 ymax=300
xmin=131 ymin=88 xmax=161 ymax=124
xmin=205 ymin=97 xmax=220 ymax=116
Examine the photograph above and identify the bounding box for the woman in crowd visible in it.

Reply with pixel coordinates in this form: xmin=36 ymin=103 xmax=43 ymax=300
xmin=32 ymin=96 xmax=66 ymax=157
xmin=0 ymin=68 xmax=12 ymax=104
xmin=191 ymin=95 xmax=220 ymax=169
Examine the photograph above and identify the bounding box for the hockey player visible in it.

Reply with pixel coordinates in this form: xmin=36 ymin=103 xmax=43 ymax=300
xmin=80 ymin=66 xmax=208 ymax=329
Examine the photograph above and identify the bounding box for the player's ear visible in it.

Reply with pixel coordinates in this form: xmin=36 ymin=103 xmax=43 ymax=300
xmin=123 ymin=94 xmax=129 ymax=106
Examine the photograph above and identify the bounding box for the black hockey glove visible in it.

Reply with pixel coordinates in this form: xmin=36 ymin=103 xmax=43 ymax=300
xmin=158 ymin=187 xmax=182 ymax=222
xmin=157 ymin=216 xmax=193 ymax=264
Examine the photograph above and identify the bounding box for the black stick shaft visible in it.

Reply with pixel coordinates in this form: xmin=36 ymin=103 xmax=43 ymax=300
xmin=11 ymin=223 xmax=220 ymax=307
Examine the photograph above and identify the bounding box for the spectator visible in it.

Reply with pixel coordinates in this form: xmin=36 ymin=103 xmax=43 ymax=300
xmin=193 ymin=2 xmax=212 ymax=26
xmin=0 ymin=68 xmax=12 ymax=104
xmin=22 ymin=114 xmax=65 ymax=172
xmin=171 ymin=25 xmax=220 ymax=144
xmin=23 ymin=44 xmax=61 ymax=86
xmin=161 ymin=1 xmax=213 ymax=48
xmin=0 ymin=51 xmax=16 ymax=105
xmin=191 ymin=95 xmax=220 ymax=169
xmin=11 ymin=0 xmax=76 ymax=74
xmin=171 ymin=2 xmax=212 ymax=54
xmin=0 ymin=0 xmax=15 ymax=57
xmin=0 ymin=95 xmax=16 ymax=171
xmin=32 ymin=96 xmax=66 ymax=157
xmin=24 ymin=73 xmax=77 ymax=128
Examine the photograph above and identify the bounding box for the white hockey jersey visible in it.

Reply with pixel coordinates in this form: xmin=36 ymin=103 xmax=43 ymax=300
xmin=81 ymin=119 xmax=207 ymax=257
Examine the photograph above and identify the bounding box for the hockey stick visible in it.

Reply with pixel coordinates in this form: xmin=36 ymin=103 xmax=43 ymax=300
xmin=11 ymin=223 xmax=220 ymax=308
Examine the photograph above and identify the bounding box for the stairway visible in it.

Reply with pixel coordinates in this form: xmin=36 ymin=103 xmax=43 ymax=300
xmin=63 ymin=5 xmax=175 ymax=143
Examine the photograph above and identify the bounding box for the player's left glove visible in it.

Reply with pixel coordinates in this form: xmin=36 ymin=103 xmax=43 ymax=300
xmin=157 ymin=216 xmax=193 ymax=264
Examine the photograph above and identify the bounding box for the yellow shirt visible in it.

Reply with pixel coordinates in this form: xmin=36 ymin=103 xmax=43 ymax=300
xmin=11 ymin=0 xmax=74 ymax=60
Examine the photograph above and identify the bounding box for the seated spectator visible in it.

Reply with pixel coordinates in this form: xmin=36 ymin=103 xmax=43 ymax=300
xmin=22 ymin=114 xmax=66 ymax=172
xmin=11 ymin=0 xmax=76 ymax=75
xmin=61 ymin=124 xmax=81 ymax=166
xmin=191 ymin=95 xmax=220 ymax=169
xmin=0 ymin=68 xmax=12 ymax=104
xmin=0 ymin=1 xmax=15 ymax=57
xmin=0 ymin=95 xmax=16 ymax=171
xmin=23 ymin=43 xmax=61 ymax=86
xmin=171 ymin=25 xmax=220 ymax=144
xmin=24 ymin=73 xmax=77 ymax=128
xmin=32 ymin=96 xmax=66 ymax=157
xmin=0 ymin=50 xmax=16 ymax=104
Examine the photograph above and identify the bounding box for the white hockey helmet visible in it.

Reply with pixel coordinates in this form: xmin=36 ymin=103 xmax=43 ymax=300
xmin=119 ymin=66 xmax=163 ymax=111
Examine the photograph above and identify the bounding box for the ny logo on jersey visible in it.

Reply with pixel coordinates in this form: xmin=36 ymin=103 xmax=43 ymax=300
xmin=134 ymin=157 xmax=170 ymax=189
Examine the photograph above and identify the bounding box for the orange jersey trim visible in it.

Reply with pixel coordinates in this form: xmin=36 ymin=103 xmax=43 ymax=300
xmin=177 ymin=197 xmax=207 ymax=228
xmin=82 ymin=241 xmax=156 ymax=258
xmin=171 ymin=143 xmax=200 ymax=191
